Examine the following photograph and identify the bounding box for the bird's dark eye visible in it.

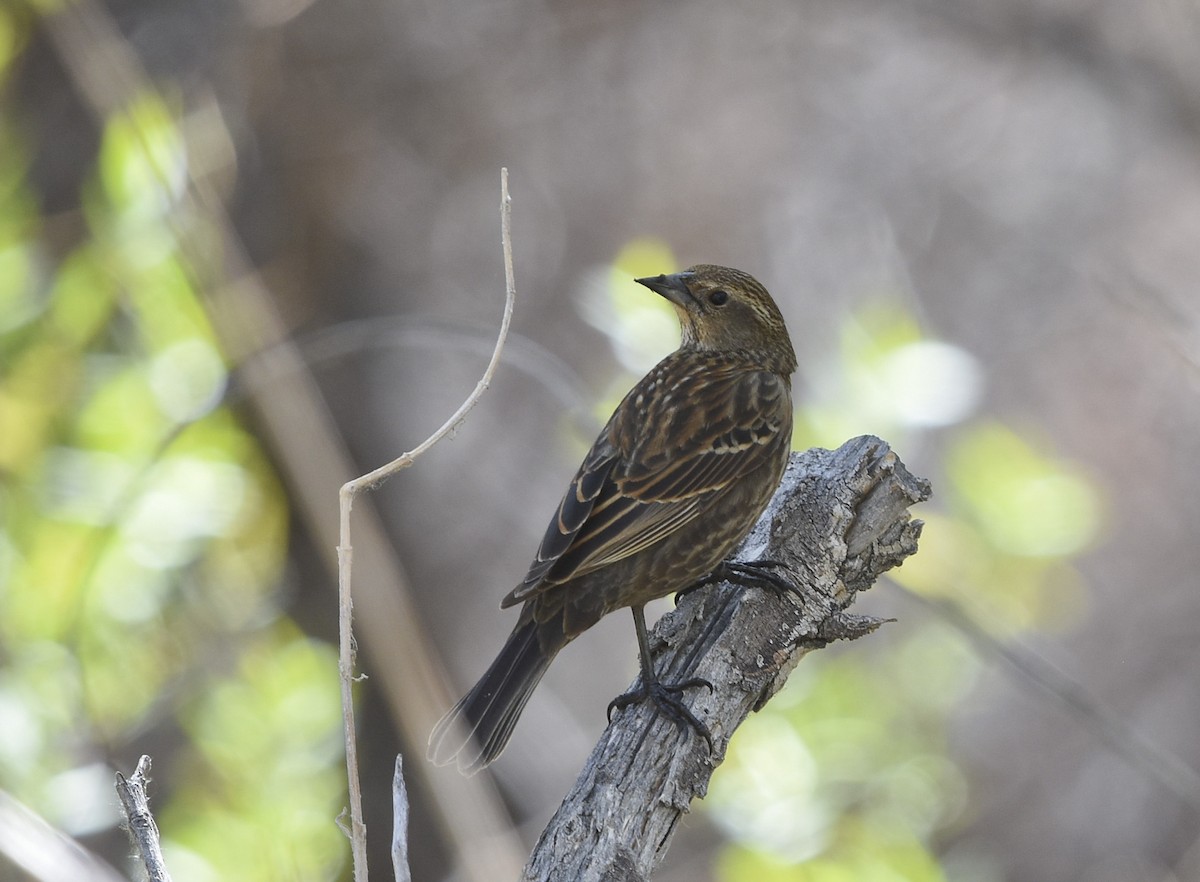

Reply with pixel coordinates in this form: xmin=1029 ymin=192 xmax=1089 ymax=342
xmin=708 ymin=289 xmax=729 ymax=306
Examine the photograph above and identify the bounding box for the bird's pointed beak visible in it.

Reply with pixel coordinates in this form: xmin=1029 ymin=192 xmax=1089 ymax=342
xmin=635 ymin=272 xmax=696 ymax=309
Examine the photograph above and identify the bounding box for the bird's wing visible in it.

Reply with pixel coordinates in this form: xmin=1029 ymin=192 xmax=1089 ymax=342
xmin=501 ymin=363 xmax=790 ymax=607
xmin=511 ymin=436 xmax=622 ymax=593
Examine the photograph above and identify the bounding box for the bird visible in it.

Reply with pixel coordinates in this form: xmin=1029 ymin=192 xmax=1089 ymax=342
xmin=428 ymin=264 xmax=797 ymax=775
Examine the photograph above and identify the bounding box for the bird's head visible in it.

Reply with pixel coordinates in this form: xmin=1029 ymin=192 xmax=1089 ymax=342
xmin=635 ymin=265 xmax=797 ymax=375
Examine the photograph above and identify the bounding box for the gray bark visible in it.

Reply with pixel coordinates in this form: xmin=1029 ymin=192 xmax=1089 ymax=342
xmin=522 ymin=435 xmax=932 ymax=882
xmin=115 ymin=756 xmax=173 ymax=882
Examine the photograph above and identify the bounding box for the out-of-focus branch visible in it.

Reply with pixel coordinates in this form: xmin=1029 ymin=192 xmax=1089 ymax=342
xmin=0 ymin=791 xmax=126 ymax=882
xmin=523 ymin=436 xmax=931 ymax=882
xmin=115 ymin=756 xmax=172 ymax=882
xmin=336 ymin=169 xmax=516 ymax=881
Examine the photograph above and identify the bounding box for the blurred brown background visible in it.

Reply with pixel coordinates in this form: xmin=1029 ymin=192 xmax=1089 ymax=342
xmin=6 ymin=0 xmax=1200 ymax=880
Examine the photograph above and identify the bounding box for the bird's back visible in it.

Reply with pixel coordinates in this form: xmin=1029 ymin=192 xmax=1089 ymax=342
xmin=520 ymin=349 xmax=794 ymax=639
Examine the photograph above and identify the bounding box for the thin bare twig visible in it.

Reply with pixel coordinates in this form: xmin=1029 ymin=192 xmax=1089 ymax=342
xmin=115 ymin=756 xmax=173 ymax=882
xmin=343 ymin=168 xmax=516 ymax=495
xmin=335 ymin=169 xmax=517 ymax=882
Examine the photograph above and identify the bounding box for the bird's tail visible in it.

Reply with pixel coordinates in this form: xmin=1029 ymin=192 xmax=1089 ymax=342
xmin=428 ymin=617 xmax=557 ymax=775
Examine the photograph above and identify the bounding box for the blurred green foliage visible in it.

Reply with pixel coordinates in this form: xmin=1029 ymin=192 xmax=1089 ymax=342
xmin=0 ymin=23 xmax=345 ymax=881
xmin=592 ymin=255 xmax=1102 ymax=881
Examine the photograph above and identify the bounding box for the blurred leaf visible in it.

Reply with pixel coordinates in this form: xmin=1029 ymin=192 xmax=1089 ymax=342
xmin=0 ymin=237 xmax=38 ymax=332
xmin=795 ymin=301 xmax=983 ymax=449
xmin=125 ymin=251 xmax=220 ymax=352
xmin=611 ymin=237 xmax=678 ymax=280
xmin=47 ymin=245 xmax=120 ymax=345
xmin=0 ymin=8 xmax=20 ymax=80
xmin=98 ymin=91 xmax=187 ymax=228
xmin=710 ymin=648 xmax=970 ymax=870
xmin=74 ymin=359 xmax=169 ymax=452
xmin=580 ymin=238 xmax=680 ymax=377
xmin=718 ymin=820 xmax=947 ymax=882
xmin=166 ymin=627 xmax=347 ymax=882
xmin=946 ymin=423 xmax=1101 ymax=558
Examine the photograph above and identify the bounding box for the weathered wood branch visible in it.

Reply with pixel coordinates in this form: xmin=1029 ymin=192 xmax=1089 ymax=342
xmin=115 ymin=756 xmax=173 ymax=882
xmin=523 ymin=435 xmax=931 ymax=882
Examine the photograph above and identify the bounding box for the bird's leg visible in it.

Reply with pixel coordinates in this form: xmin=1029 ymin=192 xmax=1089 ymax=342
xmin=675 ymin=558 xmax=800 ymax=604
xmin=607 ymin=605 xmax=714 ymax=752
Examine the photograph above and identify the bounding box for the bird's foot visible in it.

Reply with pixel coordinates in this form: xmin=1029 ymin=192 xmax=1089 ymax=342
xmin=607 ymin=676 xmax=714 ymax=752
xmin=675 ymin=558 xmax=799 ymax=604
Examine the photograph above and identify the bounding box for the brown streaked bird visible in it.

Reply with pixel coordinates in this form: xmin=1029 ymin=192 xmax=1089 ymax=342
xmin=428 ymin=264 xmax=797 ymax=775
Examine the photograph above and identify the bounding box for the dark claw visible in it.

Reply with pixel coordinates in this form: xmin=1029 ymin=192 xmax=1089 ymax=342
xmin=675 ymin=558 xmax=800 ymax=604
xmin=722 ymin=559 xmax=800 ymax=596
xmin=607 ymin=677 xmax=715 ymax=752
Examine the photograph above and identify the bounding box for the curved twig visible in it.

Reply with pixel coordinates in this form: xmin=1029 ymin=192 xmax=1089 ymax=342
xmin=335 ymin=169 xmax=517 ymax=882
